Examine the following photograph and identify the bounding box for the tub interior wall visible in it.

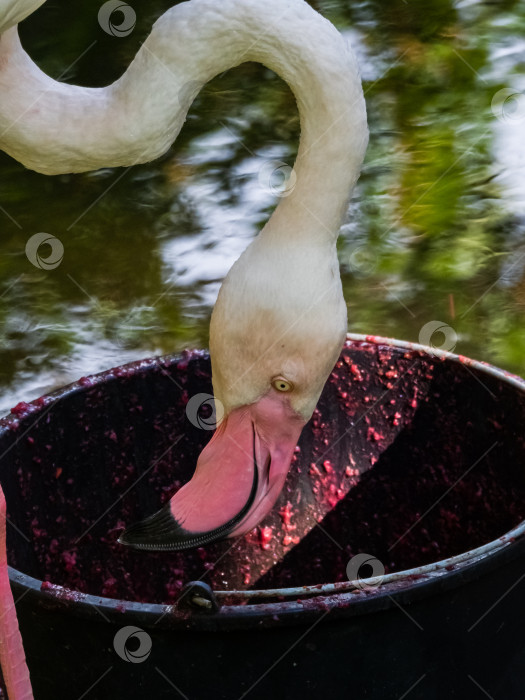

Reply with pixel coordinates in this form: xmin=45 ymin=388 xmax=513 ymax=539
xmin=1 ymin=340 xmax=525 ymax=604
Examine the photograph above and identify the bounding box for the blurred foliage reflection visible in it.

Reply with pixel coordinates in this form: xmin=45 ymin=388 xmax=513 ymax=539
xmin=1 ymin=0 xmax=525 ymax=412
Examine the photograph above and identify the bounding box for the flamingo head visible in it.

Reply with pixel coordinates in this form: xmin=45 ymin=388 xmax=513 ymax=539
xmin=119 ymin=238 xmax=347 ymax=550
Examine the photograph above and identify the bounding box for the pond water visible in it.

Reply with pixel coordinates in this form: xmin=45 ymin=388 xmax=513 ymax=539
xmin=1 ymin=0 xmax=525 ymax=414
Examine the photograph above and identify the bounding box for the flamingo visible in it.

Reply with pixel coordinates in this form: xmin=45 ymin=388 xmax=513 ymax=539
xmin=0 ymin=0 xmax=367 ymax=689
xmin=1 ymin=0 xmax=368 ymax=550
xmin=0 ymin=0 xmax=367 ymax=693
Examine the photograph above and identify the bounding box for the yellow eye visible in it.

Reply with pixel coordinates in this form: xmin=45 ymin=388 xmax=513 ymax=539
xmin=272 ymin=377 xmax=293 ymax=392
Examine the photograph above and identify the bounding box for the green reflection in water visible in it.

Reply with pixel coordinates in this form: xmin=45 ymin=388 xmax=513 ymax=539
xmin=1 ymin=0 xmax=525 ymax=412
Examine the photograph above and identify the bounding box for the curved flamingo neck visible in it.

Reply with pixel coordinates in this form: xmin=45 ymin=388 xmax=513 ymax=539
xmin=0 ymin=0 xmax=44 ymax=34
xmin=0 ymin=487 xmax=33 ymax=699
xmin=0 ymin=0 xmax=367 ymax=240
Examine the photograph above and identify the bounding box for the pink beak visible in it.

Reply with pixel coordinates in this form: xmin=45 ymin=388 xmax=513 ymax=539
xmin=119 ymin=393 xmax=305 ymax=550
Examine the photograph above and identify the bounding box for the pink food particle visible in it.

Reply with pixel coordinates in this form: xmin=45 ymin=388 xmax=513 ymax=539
xmin=11 ymin=402 xmax=33 ymax=417
xmin=350 ymin=364 xmax=362 ymax=381
xmin=62 ymin=550 xmax=77 ymax=573
xmin=260 ymin=526 xmax=273 ymax=550
xmin=367 ymin=427 xmax=384 ymax=442
xmin=279 ymin=502 xmax=294 ymax=528
xmin=323 ymin=460 xmax=334 ymax=474
xmin=40 ymin=581 xmax=57 ymax=592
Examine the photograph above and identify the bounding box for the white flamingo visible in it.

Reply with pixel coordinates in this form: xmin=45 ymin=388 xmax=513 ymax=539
xmin=0 ymin=0 xmax=367 ymax=694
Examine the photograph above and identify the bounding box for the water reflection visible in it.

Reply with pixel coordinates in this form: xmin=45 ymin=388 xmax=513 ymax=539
xmin=1 ymin=0 xmax=525 ymax=414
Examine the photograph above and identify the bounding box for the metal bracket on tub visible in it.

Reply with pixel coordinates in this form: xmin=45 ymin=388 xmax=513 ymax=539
xmin=177 ymin=581 xmax=220 ymax=613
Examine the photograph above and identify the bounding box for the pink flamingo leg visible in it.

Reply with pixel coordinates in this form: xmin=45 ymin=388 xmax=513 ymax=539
xmin=0 ymin=487 xmax=33 ymax=699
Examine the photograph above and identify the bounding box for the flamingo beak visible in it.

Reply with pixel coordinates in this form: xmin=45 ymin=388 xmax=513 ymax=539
xmin=118 ymin=393 xmax=305 ymax=550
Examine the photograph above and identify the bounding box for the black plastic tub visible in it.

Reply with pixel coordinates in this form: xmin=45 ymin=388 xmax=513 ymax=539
xmin=1 ymin=334 xmax=525 ymax=699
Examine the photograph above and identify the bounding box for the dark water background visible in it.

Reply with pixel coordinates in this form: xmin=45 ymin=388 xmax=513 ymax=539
xmin=1 ymin=0 xmax=525 ymax=414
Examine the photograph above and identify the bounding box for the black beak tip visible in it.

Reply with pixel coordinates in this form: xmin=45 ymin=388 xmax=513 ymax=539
xmin=118 ymin=503 xmax=194 ymax=551
xmin=117 ymin=503 xmax=234 ymax=551
xmin=118 ymin=450 xmax=260 ymax=552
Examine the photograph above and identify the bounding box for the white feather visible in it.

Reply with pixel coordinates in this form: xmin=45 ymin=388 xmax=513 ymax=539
xmin=0 ymin=0 xmax=368 ymax=420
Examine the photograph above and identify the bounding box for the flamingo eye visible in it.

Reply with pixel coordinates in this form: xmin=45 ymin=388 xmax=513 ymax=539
xmin=272 ymin=377 xmax=293 ymax=392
